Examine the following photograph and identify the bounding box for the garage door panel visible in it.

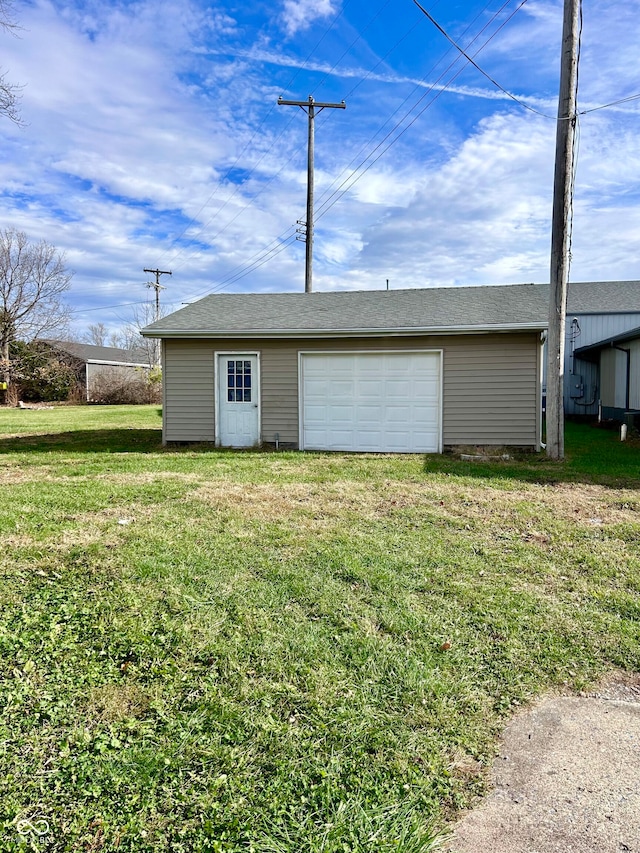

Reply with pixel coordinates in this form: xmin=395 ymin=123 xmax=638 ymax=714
xmin=301 ymin=351 xmax=441 ymax=453
xmin=332 ymin=403 xmax=354 ymax=417
xmin=356 ymin=405 xmax=384 ymax=423
xmin=356 ymin=431 xmax=383 ymax=448
xmin=385 ymin=381 xmax=412 ymax=400
xmin=385 ymin=405 xmax=413 ymax=423
xmin=359 ymin=379 xmax=384 ymax=398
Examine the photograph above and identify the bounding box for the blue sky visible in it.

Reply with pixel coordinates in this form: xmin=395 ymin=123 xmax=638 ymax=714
xmin=1 ymin=0 xmax=639 ymax=337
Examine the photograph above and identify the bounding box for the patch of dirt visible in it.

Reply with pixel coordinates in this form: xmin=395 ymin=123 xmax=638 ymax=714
xmin=187 ymin=481 xmax=380 ymax=524
xmin=187 ymin=479 xmax=640 ymax=532
xmin=2 ymin=527 xmax=110 ymax=551
xmin=585 ymin=670 xmax=640 ymax=703
xmin=86 ymin=683 xmax=151 ymax=722
xmin=94 ymin=471 xmax=202 ymax=485
xmin=0 ymin=467 xmax=53 ymax=485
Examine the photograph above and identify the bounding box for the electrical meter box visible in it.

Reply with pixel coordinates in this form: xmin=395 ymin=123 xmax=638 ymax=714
xmin=569 ymin=375 xmax=584 ymax=398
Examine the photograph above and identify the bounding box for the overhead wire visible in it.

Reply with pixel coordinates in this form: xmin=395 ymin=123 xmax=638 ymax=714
xmin=203 ymin=0 xmax=509 ymax=293
xmin=144 ymin=0 xmax=639 ymax=300
xmin=190 ymin=0 xmax=531 ymax=295
xmin=410 ymin=0 xmax=561 ymax=118
xmin=209 ymin=234 xmax=299 ymax=292
xmin=162 ymin=0 xmax=532 ymax=293
xmin=313 ymin=0 xmax=504 ymax=215
xmin=70 ymin=301 xmax=149 ymax=315
xmin=315 ymin=0 xmax=528 ymax=223
xmin=580 ymin=92 xmax=640 ymax=114
xmin=181 ymin=0 xmax=437 ymax=298
xmin=165 ymin=0 xmax=629 ymax=295
xmin=155 ymin=0 xmax=358 ymax=271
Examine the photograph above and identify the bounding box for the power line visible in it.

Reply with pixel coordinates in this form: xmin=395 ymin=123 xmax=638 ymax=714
xmin=154 ymin=1 xmax=356 ymax=271
xmin=198 ymin=1 xmax=514 ymax=295
xmin=209 ymin=235 xmax=298 ymax=292
xmin=154 ymin=0 xmax=512 ymax=286
xmin=411 ymin=0 xmax=565 ymax=120
xmin=315 ymin=0 xmax=526 ymax=222
xmin=187 ymin=0 xmax=532 ymax=294
xmin=70 ymin=301 xmax=150 ymax=315
xmin=580 ymin=92 xmax=640 ymax=114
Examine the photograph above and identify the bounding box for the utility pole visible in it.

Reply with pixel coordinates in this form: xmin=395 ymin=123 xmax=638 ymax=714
xmin=144 ymin=268 xmax=172 ymax=323
xmin=144 ymin=268 xmax=171 ymax=367
xmin=546 ymin=0 xmax=580 ymax=460
xmin=278 ymin=95 xmax=346 ymax=293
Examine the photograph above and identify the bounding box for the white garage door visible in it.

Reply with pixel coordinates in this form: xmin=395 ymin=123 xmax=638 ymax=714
xmin=300 ymin=351 xmax=442 ymax=453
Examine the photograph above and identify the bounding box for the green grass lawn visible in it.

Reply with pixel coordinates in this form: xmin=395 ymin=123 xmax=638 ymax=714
xmin=1 ymin=406 xmax=639 ymax=852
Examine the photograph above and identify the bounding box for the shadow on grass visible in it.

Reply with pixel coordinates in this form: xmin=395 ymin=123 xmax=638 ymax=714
xmin=424 ymin=422 xmax=640 ymax=489
xmin=0 ymin=428 xmax=164 ymax=455
xmin=1 ymin=420 xmax=637 ymax=490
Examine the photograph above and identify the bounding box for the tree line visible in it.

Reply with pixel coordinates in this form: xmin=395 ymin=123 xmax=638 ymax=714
xmin=0 ymin=228 xmax=160 ymax=406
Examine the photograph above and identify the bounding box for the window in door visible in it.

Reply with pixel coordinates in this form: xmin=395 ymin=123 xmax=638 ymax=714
xmin=227 ymin=359 xmax=252 ymax=402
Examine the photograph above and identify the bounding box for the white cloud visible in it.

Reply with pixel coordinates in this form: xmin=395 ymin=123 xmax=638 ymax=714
xmin=347 ymin=113 xmax=557 ymax=287
xmin=281 ymin=0 xmax=338 ymax=37
xmin=0 ymin=0 xmax=638 ymax=339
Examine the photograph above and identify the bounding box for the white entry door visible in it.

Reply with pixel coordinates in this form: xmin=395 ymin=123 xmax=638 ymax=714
xmin=217 ymin=354 xmax=260 ymax=447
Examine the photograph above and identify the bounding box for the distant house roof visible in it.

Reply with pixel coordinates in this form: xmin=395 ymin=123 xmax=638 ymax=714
xmin=574 ymin=325 xmax=640 ymax=363
xmin=43 ymin=340 xmax=149 ymax=366
xmin=140 ymin=280 xmax=640 ymax=340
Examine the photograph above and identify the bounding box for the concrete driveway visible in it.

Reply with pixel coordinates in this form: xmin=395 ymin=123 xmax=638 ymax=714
xmin=444 ymin=674 xmax=640 ymax=853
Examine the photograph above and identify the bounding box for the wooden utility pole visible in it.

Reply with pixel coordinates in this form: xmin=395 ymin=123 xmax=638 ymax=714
xmin=144 ymin=268 xmax=171 ymax=367
xmin=278 ymin=95 xmax=346 ymax=293
xmin=546 ymin=0 xmax=580 ymax=460
xmin=144 ymin=268 xmax=172 ymax=323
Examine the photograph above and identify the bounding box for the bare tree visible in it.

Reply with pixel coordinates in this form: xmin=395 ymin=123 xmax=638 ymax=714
xmin=0 ymin=228 xmax=73 ymax=398
xmin=1 ymin=0 xmax=23 ymax=125
xmin=117 ymin=300 xmax=165 ymax=367
xmin=83 ymin=322 xmax=108 ymax=347
xmin=82 ymin=322 xmax=133 ymax=350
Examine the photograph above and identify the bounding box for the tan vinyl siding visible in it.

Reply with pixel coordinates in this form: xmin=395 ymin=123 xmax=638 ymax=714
xmin=163 ymin=339 xmax=216 ymax=442
xmin=443 ymin=335 xmax=540 ymax=445
xmin=600 ymin=349 xmax=617 ymax=408
xmin=260 ymin=345 xmax=299 ymax=444
xmin=162 ymin=332 xmax=541 ymax=449
xmin=629 ymin=339 xmax=640 ymax=410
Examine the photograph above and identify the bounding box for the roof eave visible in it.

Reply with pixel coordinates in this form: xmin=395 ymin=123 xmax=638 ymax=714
xmin=141 ymin=322 xmax=547 ymax=339
xmin=85 ymin=359 xmax=150 ymax=367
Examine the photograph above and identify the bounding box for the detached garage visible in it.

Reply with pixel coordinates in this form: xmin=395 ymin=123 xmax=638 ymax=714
xmin=141 ymin=284 xmax=548 ymax=452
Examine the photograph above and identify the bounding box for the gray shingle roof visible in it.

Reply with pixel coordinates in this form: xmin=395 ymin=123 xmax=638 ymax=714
xmin=566 ymin=280 xmax=640 ymax=313
xmin=141 ymin=281 xmax=640 ymax=339
xmin=43 ymin=340 xmax=149 ymax=365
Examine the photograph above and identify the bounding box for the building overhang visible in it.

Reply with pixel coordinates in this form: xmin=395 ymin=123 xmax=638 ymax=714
xmin=141 ymin=323 xmax=547 ymax=340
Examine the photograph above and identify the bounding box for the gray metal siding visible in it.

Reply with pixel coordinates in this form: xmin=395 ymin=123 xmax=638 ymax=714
xmin=569 ymin=313 xmax=640 ymax=348
xmin=162 ymin=333 xmax=541 ymax=449
xmin=565 ymin=312 xmax=640 ymax=415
